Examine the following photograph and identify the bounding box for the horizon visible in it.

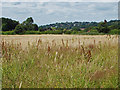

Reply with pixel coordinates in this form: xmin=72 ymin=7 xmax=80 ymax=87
xmin=1 ymin=2 xmax=118 ymax=26
xmin=1 ymin=16 xmax=118 ymax=27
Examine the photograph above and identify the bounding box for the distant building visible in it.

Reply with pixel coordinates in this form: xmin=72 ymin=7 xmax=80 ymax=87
xmin=80 ymin=28 xmax=85 ymax=30
xmin=87 ymin=30 xmax=90 ymax=32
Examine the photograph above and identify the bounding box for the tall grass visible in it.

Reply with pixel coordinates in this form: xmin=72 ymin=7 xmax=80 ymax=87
xmin=1 ymin=35 xmax=118 ymax=88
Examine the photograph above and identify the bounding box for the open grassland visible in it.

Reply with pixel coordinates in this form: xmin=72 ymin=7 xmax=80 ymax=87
xmin=0 ymin=35 xmax=118 ymax=88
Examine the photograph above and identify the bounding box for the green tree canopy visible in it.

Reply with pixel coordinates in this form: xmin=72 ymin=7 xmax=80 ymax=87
xmin=32 ymin=24 xmax=38 ymax=31
xmin=72 ymin=26 xmax=81 ymax=31
xmin=22 ymin=17 xmax=38 ymax=31
xmin=23 ymin=17 xmax=34 ymax=25
xmin=96 ymin=22 xmax=110 ymax=33
xmin=14 ymin=24 xmax=25 ymax=34
xmin=1 ymin=17 xmax=19 ymax=31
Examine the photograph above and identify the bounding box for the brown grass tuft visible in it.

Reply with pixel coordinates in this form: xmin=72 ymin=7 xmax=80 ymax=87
xmin=48 ymin=45 xmax=51 ymax=52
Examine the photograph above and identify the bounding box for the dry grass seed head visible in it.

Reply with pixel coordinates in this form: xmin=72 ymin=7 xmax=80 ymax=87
xmin=48 ymin=45 xmax=51 ymax=52
xmin=88 ymin=44 xmax=94 ymax=50
xmin=61 ymin=39 xmax=64 ymax=46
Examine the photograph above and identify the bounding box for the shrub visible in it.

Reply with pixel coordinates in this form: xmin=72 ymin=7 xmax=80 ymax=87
xmin=2 ymin=31 xmax=15 ymax=35
xmin=25 ymin=31 xmax=41 ymax=34
xmin=41 ymin=30 xmax=63 ymax=34
xmin=78 ymin=32 xmax=104 ymax=35
xmin=64 ymin=30 xmax=72 ymax=34
xmin=96 ymin=22 xmax=110 ymax=33
xmin=14 ymin=24 xmax=25 ymax=34
xmin=109 ymin=29 xmax=119 ymax=35
xmin=71 ymin=31 xmax=79 ymax=34
xmin=0 ymin=31 xmax=2 ymax=34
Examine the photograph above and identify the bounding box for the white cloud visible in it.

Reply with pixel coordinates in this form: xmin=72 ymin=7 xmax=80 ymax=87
xmin=1 ymin=0 xmax=119 ymax=2
xmin=1 ymin=2 xmax=118 ymax=25
xmin=0 ymin=3 xmax=2 ymax=17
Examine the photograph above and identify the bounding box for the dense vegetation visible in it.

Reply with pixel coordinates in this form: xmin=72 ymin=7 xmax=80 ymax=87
xmin=0 ymin=17 xmax=120 ymax=35
xmin=2 ymin=35 xmax=118 ymax=88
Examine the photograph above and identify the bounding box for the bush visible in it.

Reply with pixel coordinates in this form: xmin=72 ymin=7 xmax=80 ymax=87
xmin=109 ymin=29 xmax=120 ymax=35
xmin=2 ymin=31 xmax=15 ymax=35
xmin=96 ymin=22 xmax=110 ymax=33
xmin=14 ymin=24 xmax=25 ymax=34
xmin=71 ymin=31 xmax=79 ymax=34
xmin=78 ymin=32 xmax=104 ymax=35
xmin=25 ymin=31 xmax=41 ymax=34
xmin=41 ymin=30 xmax=63 ymax=34
xmin=90 ymin=30 xmax=99 ymax=33
xmin=0 ymin=31 xmax=2 ymax=35
xmin=53 ymin=30 xmax=63 ymax=34
xmin=64 ymin=30 xmax=72 ymax=34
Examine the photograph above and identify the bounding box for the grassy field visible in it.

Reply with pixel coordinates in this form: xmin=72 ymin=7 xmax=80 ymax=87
xmin=1 ymin=35 xmax=118 ymax=88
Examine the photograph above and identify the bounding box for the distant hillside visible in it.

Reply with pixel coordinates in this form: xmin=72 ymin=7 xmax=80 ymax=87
xmin=39 ymin=20 xmax=120 ymax=31
xmin=0 ymin=17 xmax=120 ymax=35
xmin=39 ymin=21 xmax=98 ymax=30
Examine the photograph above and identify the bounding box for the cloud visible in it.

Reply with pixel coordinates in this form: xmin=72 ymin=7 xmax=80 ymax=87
xmin=12 ymin=2 xmax=21 ymax=5
xmin=1 ymin=2 xmax=118 ymax=25
xmin=1 ymin=0 xmax=119 ymax=2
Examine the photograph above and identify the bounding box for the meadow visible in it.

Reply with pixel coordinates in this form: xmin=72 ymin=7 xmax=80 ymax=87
xmin=1 ymin=35 xmax=118 ymax=88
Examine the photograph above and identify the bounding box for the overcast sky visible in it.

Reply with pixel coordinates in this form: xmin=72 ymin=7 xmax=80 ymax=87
xmin=1 ymin=2 xmax=118 ymax=26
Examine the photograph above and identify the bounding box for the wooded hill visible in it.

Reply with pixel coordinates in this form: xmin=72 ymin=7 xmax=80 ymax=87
xmin=0 ymin=17 xmax=120 ymax=35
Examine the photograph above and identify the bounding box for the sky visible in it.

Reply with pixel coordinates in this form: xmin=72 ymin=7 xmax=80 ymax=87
xmin=1 ymin=1 xmax=118 ymax=26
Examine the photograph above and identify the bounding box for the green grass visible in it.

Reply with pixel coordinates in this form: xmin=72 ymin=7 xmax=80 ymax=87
xmin=1 ymin=35 xmax=118 ymax=88
xmin=1 ymin=29 xmax=119 ymax=35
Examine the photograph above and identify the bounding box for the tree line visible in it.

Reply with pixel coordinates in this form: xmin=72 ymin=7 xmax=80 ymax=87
xmin=0 ymin=17 xmax=120 ymax=35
